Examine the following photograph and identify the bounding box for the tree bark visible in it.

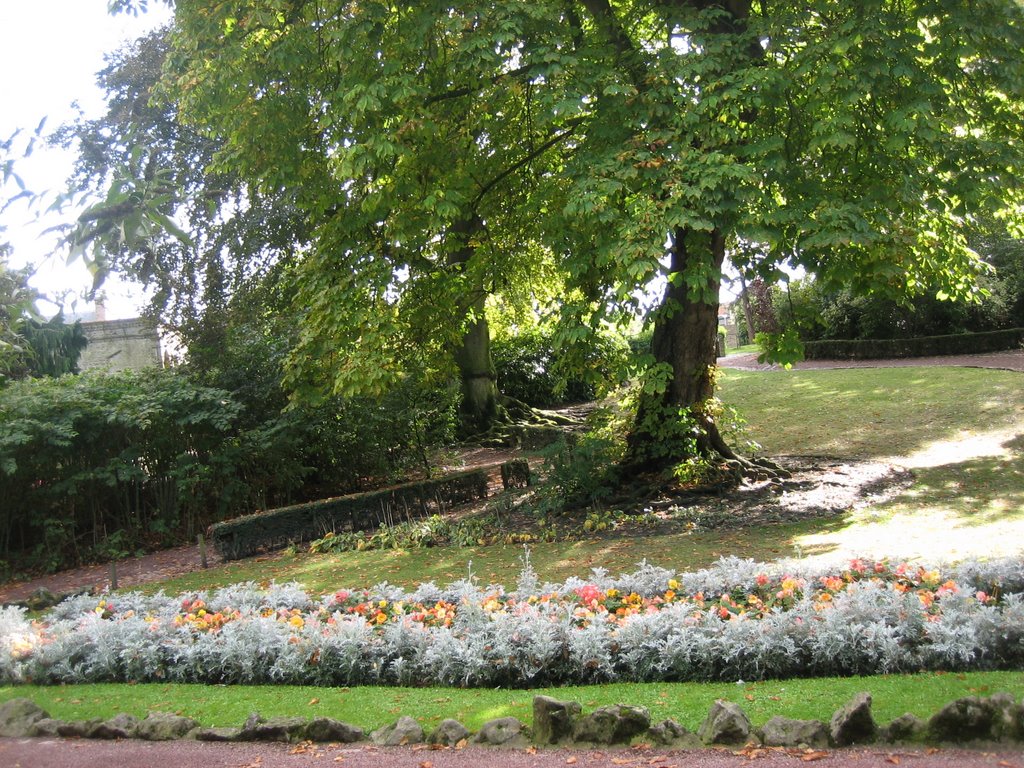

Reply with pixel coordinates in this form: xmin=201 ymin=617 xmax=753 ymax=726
xmin=453 ymin=294 xmax=502 ymax=434
xmin=625 ymin=227 xmax=735 ymax=471
xmin=448 ymin=215 xmax=503 ymax=435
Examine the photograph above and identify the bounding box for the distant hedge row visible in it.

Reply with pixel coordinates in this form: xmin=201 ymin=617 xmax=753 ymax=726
xmin=209 ymin=468 xmax=491 ymax=560
xmin=802 ymin=328 xmax=1024 ymax=360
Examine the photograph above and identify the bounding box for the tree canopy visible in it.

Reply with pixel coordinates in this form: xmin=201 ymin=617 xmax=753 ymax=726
xmin=120 ymin=0 xmax=1023 ymax=472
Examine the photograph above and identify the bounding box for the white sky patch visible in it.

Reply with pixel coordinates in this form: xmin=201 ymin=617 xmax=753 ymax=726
xmin=0 ymin=0 xmax=171 ymax=319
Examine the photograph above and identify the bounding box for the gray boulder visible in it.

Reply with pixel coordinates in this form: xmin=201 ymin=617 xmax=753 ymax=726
xmin=371 ymin=716 xmax=424 ymax=746
xmin=87 ymin=713 xmax=139 ymax=740
xmin=136 ymin=711 xmax=200 ymax=741
xmin=758 ymin=716 xmax=830 ymax=748
xmin=879 ymin=713 xmax=927 ymax=743
xmin=0 ymin=698 xmax=49 ymax=737
xmin=928 ymin=695 xmax=1021 ymax=743
xmin=306 ymin=717 xmax=364 ymax=743
xmin=428 ymin=718 xmax=470 ymax=746
xmin=192 ymin=726 xmax=244 ymax=742
xmin=573 ymin=705 xmax=651 ymax=745
xmin=532 ymin=695 xmax=582 ymax=745
xmin=471 ymin=717 xmax=530 ymax=748
xmin=27 ymin=718 xmax=68 ymax=738
xmin=698 ymin=700 xmax=752 ymax=745
xmin=830 ymin=692 xmax=876 ymax=746
xmin=239 ymin=712 xmax=308 ymax=742
xmin=647 ymin=718 xmax=695 ymax=747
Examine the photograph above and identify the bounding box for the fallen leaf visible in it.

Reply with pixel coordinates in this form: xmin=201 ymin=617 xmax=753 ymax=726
xmin=419 ymin=762 xmax=433 ymax=768
xmin=526 ymin=746 xmax=538 ymax=755
xmin=801 ymin=751 xmax=829 ymax=762
xmin=308 ymin=697 xmax=320 ymax=706
xmin=744 ymin=694 xmax=755 ymax=701
xmin=334 ymin=758 xmax=345 ymax=763
xmin=455 ymin=738 xmax=468 ymax=750
xmin=566 ymin=758 xmax=578 ymax=765
xmin=611 ymin=759 xmax=635 ymax=765
xmin=649 ymin=759 xmax=668 ymax=765
xmin=885 ymin=757 xmax=900 ymax=765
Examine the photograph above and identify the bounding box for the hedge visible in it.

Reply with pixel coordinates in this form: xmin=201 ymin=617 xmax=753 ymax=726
xmin=209 ymin=468 xmax=490 ymax=560
xmin=802 ymin=328 xmax=1024 ymax=360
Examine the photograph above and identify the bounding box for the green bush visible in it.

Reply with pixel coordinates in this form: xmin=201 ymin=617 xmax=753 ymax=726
xmin=802 ymin=327 xmax=1024 ymax=360
xmin=491 ymin=326 xmax=627 ymax=407
xmin=0 ymin=368 xmax=241 ymax=574
xmin=209 ymin=468 xmax=490 ymax=560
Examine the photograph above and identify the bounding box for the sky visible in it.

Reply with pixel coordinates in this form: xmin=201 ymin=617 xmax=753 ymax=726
xmin=0 ymin=0 xmax=172 ymax=320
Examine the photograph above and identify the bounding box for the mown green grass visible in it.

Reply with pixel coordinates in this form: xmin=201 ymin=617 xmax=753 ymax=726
xmin=718 ymin=367 xmax=1024 ymax=460
xmin=715 ymin=367 xmax=1024 ymax=564
xmin=153 ymin=520 xmax=824 ymax=595
xmin=4 ymin=671 xmax=1022 ymax=733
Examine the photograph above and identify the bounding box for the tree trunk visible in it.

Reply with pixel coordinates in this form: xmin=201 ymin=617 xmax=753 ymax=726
xmin=448 ymin=215 xmax=503 ymax=435
xmin=453 ymin=295 xmax=502 ymax=434
xmin=625 ymin=227 xmax=736 ymax=471
xmin=738 ymin=274 xmax=756 ymax=344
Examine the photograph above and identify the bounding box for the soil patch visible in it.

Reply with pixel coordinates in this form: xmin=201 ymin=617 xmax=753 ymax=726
xmin=642 ymin=456 xmax=914 ymax=531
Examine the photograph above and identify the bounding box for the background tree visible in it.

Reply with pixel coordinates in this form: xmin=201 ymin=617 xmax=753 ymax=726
xmin=57 ymin=29 xmax=310 ymax=370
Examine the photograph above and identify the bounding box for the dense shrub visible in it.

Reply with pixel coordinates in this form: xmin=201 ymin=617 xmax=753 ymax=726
xmin=803 ymin=328 xmax=1024 ymax=360
xmin=4 ymin=556 xmax=1024 ymax=687
xmin=0 ymin=365 xmax=459 ymax=576
xmin=491 ymin=326 xmax=628 ymax=407
xmin=0 ymin=369 xmax=242 ymax=573
xmin=209 ymin=468 xmax=490 ymax=560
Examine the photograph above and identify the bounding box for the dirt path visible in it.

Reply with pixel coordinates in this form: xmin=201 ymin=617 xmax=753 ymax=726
xmin=1 ymin=738 xmax=1022 ymax=768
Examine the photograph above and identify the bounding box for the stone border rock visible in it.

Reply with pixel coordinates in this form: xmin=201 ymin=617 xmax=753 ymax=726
xmin=1 ymin=691 xmax=1022 ymax=749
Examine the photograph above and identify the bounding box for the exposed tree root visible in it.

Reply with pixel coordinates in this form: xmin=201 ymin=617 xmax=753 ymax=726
xmin=463 ymin=395 xmax=584 ymax=449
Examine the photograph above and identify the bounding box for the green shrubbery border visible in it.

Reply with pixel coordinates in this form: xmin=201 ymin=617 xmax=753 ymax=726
xmin=802 ymin=327 xmax=1024 ymax=360
xmin=209 ymin=468 xmax=490 ymax=560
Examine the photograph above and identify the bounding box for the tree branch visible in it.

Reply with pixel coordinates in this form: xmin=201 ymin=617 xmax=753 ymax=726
xmin=472 ymin=123 xmax=580 ymax=208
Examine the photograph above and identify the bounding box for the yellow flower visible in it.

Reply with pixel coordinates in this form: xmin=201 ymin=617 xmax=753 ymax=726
xmin=668 ymin=579 xmax=680 ymax=591
xmin=289 ymin=615 xmax=305 ymax=629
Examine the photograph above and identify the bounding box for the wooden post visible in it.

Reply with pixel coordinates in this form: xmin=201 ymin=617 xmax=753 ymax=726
xmin=110 ymin=560 xmax=118 ymax=591
xmin=198 ymin=533 xmax=208 ymax=569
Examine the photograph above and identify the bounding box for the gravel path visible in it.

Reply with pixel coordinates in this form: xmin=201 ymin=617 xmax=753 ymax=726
xmin=2 ymin=738 xmax=1022 ymax=768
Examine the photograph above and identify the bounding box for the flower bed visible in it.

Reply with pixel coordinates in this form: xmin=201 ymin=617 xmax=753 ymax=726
xmin=3 ymin=556 xmax=1024 ymax=688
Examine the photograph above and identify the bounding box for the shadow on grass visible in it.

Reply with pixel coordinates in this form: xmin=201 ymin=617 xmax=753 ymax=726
xmin=886 ymin=442 xmax=1024 ymax=523
xmin=720 ymin=368 xmax=1024 ymax=461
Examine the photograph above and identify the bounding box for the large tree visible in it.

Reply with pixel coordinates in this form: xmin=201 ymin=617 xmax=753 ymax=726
xmin=59 ymin=29 xmax=310 ymax=368
xmin=133 ymin=0 xmax=1023 ymax=473
xmin=150 ymin=2 xmax=578 ymax=434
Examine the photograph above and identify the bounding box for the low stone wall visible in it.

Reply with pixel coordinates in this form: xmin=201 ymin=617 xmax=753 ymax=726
xmin=2 ymin=691 xmax=1022 ymax=748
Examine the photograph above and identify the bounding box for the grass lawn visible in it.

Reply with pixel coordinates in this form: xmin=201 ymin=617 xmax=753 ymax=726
xmin=4 ymin=671 xmax=1023 ymax=733
xmin=718 ymin=367 xmax=1024 ymax=564
xmin=3 ymin=364 xmax=1022 ymax=733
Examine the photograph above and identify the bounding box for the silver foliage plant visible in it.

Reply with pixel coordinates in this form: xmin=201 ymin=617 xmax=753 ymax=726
xmin=4 ymin=555 xmax=1024 ymax=687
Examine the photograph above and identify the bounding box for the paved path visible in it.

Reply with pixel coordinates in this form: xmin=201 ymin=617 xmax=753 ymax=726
xmin=719 ymin=349 xmax=1024 ymax=373
xmin=1 ymin=738 xmax=1023 ymax=768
